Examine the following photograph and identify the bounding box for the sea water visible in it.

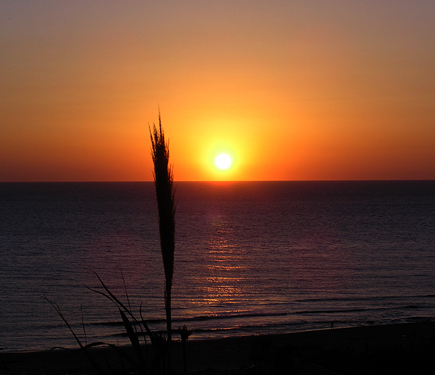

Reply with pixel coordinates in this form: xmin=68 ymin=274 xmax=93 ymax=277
xmin=1 ymin=181 xmax=434 ymax=352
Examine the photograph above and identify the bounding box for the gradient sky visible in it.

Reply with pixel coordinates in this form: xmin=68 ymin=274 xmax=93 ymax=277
xmin=1 ymin=1 xmax=434 ymax=181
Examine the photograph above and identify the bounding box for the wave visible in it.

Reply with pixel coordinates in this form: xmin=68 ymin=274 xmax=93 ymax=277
xmin=89 ymin=302 xmax=433 ymax=330
xmin=96 ymin=315 xmax=435 ymax=343
xmin=295 ymin=294 xmax=435 ymax=303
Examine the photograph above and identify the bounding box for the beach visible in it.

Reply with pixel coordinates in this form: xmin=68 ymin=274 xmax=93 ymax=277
xmin=2 ymin=322 xmax=435 ymax=374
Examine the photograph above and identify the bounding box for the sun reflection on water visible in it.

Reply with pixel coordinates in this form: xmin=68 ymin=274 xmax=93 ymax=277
xmin=196 ymin=212 xmax=248 ymax=307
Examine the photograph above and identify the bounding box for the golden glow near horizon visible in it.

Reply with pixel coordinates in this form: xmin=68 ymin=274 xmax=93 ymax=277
xmin=1 ymin=1 xmax=435 ymax=181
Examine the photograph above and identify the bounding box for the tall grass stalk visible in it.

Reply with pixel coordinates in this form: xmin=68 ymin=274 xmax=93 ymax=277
xmin=150 ymin=115 xmax=175 ymax=373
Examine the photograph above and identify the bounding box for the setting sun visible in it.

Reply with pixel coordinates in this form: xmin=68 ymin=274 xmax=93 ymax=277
xmin=215 ymin=154 xmax=232 ymax=170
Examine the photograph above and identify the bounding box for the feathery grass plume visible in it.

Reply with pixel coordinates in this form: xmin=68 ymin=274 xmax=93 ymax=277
xmin=150 ymin=114 xmax=175 ymax=373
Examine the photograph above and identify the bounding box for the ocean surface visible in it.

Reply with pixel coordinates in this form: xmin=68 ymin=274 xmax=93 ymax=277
xmin=1 ymin=181 xmax=435 ymax=352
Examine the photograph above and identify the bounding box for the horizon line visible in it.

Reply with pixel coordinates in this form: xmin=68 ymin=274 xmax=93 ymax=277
xmin=1 ymin=179 xmax=434 ymax=183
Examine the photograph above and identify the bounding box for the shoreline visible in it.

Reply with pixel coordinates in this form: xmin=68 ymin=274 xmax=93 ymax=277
xmin=2 ymin=322 xmax=435 ymax=374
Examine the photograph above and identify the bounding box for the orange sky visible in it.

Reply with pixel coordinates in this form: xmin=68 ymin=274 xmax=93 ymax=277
xmin=1 ymin=1 xmax=434 ymax=181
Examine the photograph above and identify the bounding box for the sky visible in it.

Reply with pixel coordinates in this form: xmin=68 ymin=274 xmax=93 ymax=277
xmin=1 ymin=1 xmax=434 ymax=182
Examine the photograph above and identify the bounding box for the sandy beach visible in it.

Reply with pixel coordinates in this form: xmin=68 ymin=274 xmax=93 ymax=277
xmin=2 ymin=322 xmax=435 ymax=374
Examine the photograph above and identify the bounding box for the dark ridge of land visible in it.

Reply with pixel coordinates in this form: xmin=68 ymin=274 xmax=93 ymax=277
xmin=1 ymin=322 xmax=435 ymax=374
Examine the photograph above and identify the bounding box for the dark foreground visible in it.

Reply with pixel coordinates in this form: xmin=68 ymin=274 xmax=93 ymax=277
xmin=2 ymin=322 xmax=435 ymax=374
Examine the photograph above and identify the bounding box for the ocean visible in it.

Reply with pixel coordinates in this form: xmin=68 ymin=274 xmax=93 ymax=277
xmin=1 ymin=181 xmax=434 ymax=352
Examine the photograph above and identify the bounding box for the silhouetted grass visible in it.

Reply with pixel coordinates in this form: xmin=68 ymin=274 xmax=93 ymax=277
xmin=45 ymin=272 xmax=154 ymax=375
xmin=45 ymin=115 xmax=177 ymax=374
xmin=177 ymin=325 xmax=192 ymax=374
xmin=43 ymin=296 xmax=107 ymax=375
xmin=85 ymin=273 xmax=148 ymax=374
xmin=150 ymin=114 xmax=176 ymax=373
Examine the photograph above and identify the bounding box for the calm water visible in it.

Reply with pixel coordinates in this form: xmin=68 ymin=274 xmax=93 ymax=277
xmin=1 ymin=181 xmax=435 ymax=352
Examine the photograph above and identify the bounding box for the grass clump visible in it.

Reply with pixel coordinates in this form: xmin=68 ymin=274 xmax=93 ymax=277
xmin=46 ymin=114 xmax=178 ymax=374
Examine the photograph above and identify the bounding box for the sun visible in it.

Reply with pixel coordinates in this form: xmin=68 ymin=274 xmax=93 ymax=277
xmin=215 ymin=154 xmax=232 ymax=170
